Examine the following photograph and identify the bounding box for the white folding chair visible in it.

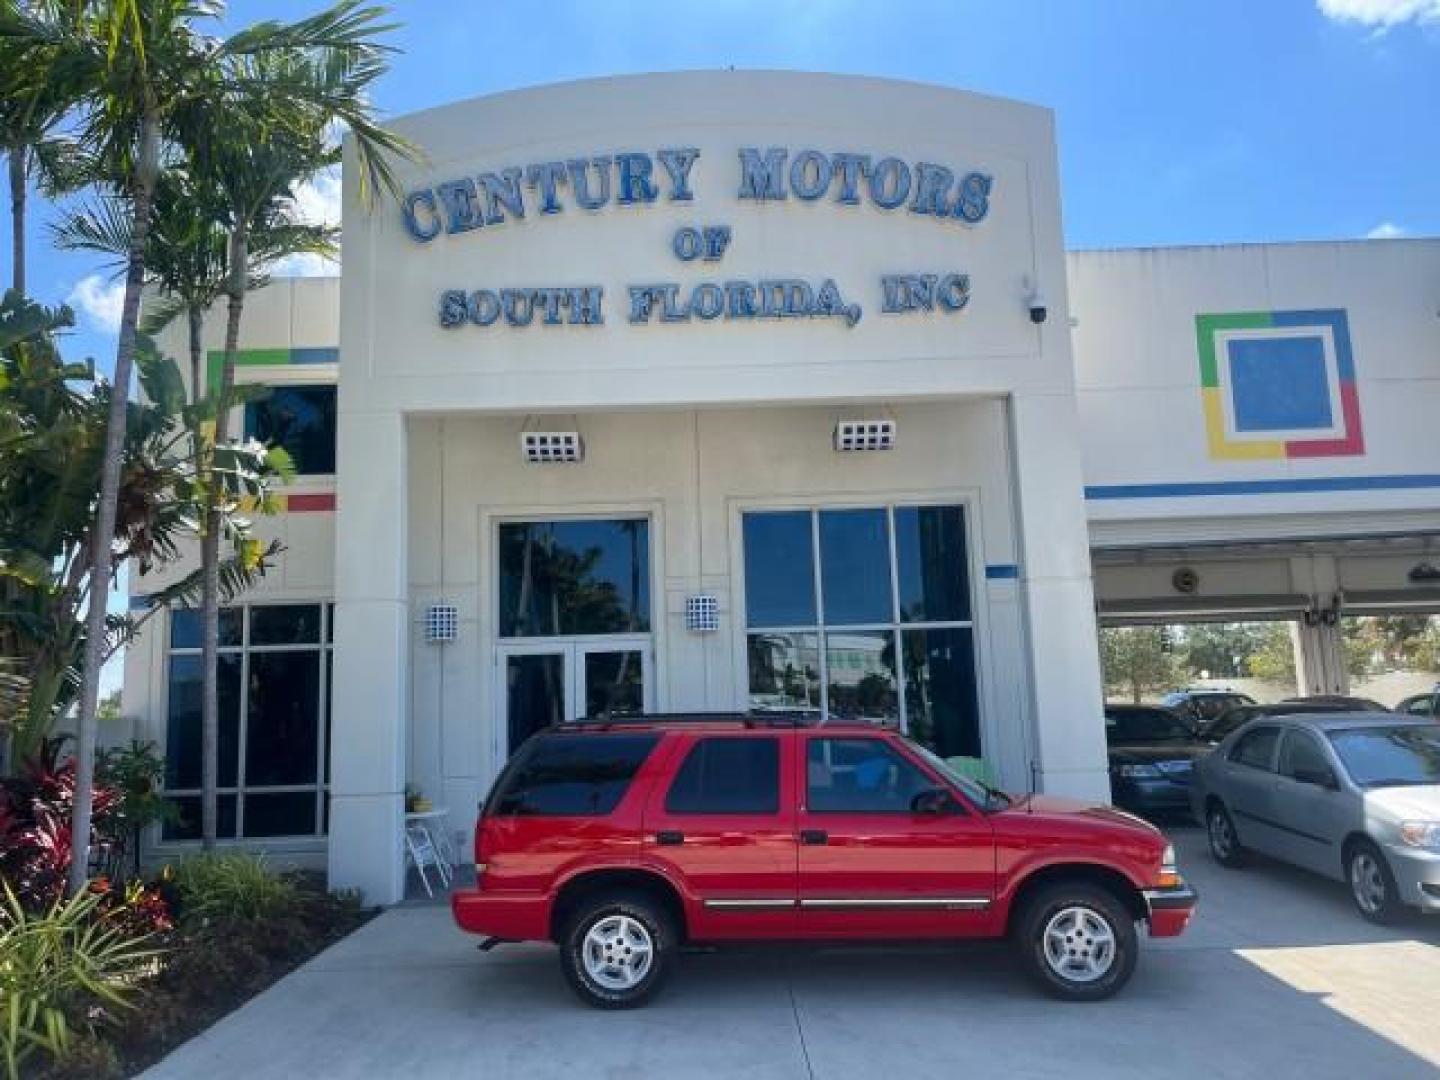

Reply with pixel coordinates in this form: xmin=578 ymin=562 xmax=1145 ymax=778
xmin=405 ymin=823 xmax=450 ymax=897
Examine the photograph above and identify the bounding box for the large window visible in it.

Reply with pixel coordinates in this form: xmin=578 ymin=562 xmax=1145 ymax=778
xmin=498 ymin=518 xmax=650 ymax=637
xmin=244 ymin=385 xmax=337 ymax=476
xmin=743 ymin=505 xmax=981 ymax=758
xmin=163 ymin=602 xmax=332 ymax=840
xmin=489 ymin=734 xmax=659 ymax=816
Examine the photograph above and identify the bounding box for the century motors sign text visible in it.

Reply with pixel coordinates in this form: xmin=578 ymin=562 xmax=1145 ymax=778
xmin=401 ymin=147 xmax=993 ymax=331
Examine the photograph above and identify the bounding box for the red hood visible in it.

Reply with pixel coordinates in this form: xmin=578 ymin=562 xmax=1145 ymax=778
xmin=1006 ymin=793 xmax=1160 ymax=832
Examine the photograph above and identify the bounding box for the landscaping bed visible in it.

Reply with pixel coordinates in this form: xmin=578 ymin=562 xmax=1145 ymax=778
xmin=21 ymin=868 xmax=375 ymax=1080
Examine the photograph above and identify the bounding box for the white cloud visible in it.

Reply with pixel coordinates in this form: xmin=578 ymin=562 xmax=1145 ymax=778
xmin=1317 ymin=0 xmax=1440 ymax=26
xmin=65 ymin=274 xmax=125 ymax=334
xmin=1366 ymin=221 xmax=1408 ymax=238
xmin=273 ymin=166 xmax=342 ymax=278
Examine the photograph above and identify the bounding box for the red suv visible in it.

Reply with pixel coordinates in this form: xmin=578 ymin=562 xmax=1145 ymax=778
xmin=452 ymin=716 xmax=1196 ymax=1007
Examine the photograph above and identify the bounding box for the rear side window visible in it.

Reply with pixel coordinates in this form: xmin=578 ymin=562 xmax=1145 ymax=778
xmin=1230 ymin=726 xmax=1280 ymax=771
xmin=665 ymin=737 xmax=780 ymax=814
xmin=491 ymin=734 xmax=659 ymax=816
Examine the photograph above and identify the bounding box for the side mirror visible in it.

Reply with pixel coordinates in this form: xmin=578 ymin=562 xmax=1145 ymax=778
xmin=910 ymin=788 xmax=953 ymax=815
xmin=1294 ymin=766 xmax=1338 ymax=790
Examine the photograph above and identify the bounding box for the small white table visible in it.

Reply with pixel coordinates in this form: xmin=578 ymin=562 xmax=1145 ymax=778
xmin=404 ymin=807 xmax=456 ymax=897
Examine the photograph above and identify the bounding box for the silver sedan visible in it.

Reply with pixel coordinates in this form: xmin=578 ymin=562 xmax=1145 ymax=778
xmin=1191 ymin=713 xmax=1440 ymax=922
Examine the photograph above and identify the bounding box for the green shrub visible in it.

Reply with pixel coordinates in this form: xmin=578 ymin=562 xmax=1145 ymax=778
xmin=169 ymin=853 xmax=298 ymax=924
xmin=0 ymin=885 xmax=160 ymax=1080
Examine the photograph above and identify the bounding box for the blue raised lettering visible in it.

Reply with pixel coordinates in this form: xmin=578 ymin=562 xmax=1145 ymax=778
xmin=439 ymin=289 xmax=467 ymax=326
xmin=738 ymin=148 xmax=787 ymax=200
xmin=479 ymin=168 xmax=526 ymax=225
xmin=691 ymin=283 xmax=724 ymax=320
xmin=910 ymin=163 xmax=953 ymax=217
xmin=526 ymin=162 xmax=568 ymax=214
xmin=954 ymin=172 xmax=992 ymax=223
xmin=568 ymin=157 xmax=612 ymax=210
xmin=672 ymin=227 xmax=702 ymax=261
xmin=831 ymin=153 xmax=870 ymax=205
xmin=790 ymin=150 xmax=832 ymax=201
xmin=468 ymin=290 xmax=501 ymax=326
xmin=616 ymin=153 xmax=659 ymax=204
xmin=435 ymin=178 xmax=483 ymax=233
xmin=656 ymin=147 xmax=700 ymax=201
xmin=403 ymin=189 xmax=442 ymax=242
xmin=701 ymin=226 xmax=731 ymax=261
xmin=868 ymin=158 xmax=911 ymax=210
xmin=937 ymin=274 xmax=971 ymax=310
xmin=568 ymin=287 xmax=604 ymax=325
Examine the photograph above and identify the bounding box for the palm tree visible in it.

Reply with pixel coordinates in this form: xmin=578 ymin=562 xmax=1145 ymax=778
xmin=1 ymin=0 xmax=410 ymax=894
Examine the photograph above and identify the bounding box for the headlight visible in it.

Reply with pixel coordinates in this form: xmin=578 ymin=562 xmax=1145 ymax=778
xmin=1399 ymin=822 xmax=1440 ymax=850
xmin=1114 ymin=763 xmax=1163 ymax=778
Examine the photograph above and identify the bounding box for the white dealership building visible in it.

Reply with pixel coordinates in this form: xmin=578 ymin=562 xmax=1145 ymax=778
xmin=121 ymin=73 xmax=1440 ymax=904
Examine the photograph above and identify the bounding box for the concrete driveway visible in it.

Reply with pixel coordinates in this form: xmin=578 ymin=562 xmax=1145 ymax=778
xmin=143 ymin=828 xmax=1440 ymax=1079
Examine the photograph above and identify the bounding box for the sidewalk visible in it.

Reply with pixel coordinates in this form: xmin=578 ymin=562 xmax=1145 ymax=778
xmin=143 ymin=830 xmax=1440 ymax=1079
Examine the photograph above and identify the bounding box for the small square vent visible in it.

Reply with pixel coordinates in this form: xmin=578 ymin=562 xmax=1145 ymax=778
xmin=685 ymin=594 xmax=720 ymax=633
xmin=834 ymin=419 xmax=896 ymax=452
xmin=521 ymin=431 xmax=584 ymax=464
xmin=424 ymin=603 xmax=458 ymax=643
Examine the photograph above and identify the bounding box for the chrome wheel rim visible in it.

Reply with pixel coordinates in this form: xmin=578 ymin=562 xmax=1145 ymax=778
xmin=1042 ymin=905 xmax=1116 ymax=984
xmin=1208 ymin=810 xmax=1234 ymax=859
xmin=582 ymin=915 xmax=653 ymax=991
xmin=1351 ymin=852 xmax=1387 ymax=915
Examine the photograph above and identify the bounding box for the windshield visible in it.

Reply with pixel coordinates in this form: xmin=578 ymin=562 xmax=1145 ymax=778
xmin=1203 ymin=708 xmax=1253 ymax=741
xmin=1106 ymin=709 xmax=1195 ymax=743
xmin=906 ymin=739 xmax=1008 ymax=810
xmin=1328 ymin=725 xmax=1440 ymax=788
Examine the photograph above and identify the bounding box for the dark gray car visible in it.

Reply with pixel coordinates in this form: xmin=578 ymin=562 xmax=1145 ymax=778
xmin=1191 ymin=712 xmax=1440 ymax=923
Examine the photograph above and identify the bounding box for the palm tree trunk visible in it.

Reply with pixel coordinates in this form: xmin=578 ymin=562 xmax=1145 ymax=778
xmin=9 ymin=147 xmax=25 ymax=296
xmin=68 ymin=114 xmax=160 ymax=897
xmin=187 ymin=304 xmax=204 ymax=406
xmin=200 ymin=226 xmax=248 ymax=848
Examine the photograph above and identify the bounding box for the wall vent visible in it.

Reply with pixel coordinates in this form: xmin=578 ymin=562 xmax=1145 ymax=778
xmin=833 ymin=419 xmax=896 ymax=452
xmin=521 ymin=431 xmax=584 ymax=463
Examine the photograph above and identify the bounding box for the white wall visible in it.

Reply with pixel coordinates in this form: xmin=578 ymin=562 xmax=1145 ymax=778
xmin=1070 ymin=239 xmax=1440 ymax=530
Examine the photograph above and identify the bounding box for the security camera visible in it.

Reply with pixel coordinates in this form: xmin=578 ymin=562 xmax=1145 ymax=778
xmin=1028 ymin=291 xmax=1047 ymax=324
xmin=1022 ymin=277 xmax=1047 ymax=324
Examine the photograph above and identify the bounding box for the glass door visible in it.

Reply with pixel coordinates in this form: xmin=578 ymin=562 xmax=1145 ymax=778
xmin=499 ymin=646 xmax=571 ymax=758
xmin=497 ymin=640 xmax=653 ymax=758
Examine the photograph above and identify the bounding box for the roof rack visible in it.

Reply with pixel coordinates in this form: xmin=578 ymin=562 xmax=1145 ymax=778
xmin=555 ymin=710 xmax=877 ymax=732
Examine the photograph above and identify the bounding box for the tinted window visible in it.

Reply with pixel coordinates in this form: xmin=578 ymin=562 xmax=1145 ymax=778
xmin=818 ymin=508 xmax=891 ymax=624
xmin=894 ymin=505 xmax=970 ymax=622
xmin=807 ymin=738 xmax=935 ymax=813
xmin=244 ymin=385 xmax=336 ymax=475
xmin=1403 ymin=695 xmax=1437 ymax=717
xmin=1204 ymin=707 xmax=1253 ymax=742
xmin=1328 ymin=725 xmax=1440 ymax=787
xmin=170 ymin=606 xmax=241 ymax=649
xmin=250 ymin=604 xmax=321 ymax=645
xmin=498 ymin=519 xmax=650 ymax=637
xmin=1278 ymin=731 xmax=1331 ymax=780
xmin=665 ymin=737 xmax=780 ymax=814
xmin=743 ymin=512 xmax=816 ymax=628
xmin=1231 ymin=726 xmax=1280 ymax=771
xmin=492 ymin=734 xmax=658 ymax=816
xmin=1105 ymin=708 xmax=1193 ymax=743
xmin=245 ymin=651 xmax=320 ymax=785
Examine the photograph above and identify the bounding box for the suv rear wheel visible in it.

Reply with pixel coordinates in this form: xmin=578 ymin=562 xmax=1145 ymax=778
xmin=559 ymin=892 xmax=675 ymax=1009
xmin=1015 ymin=882 xmax=1137 ymax=1001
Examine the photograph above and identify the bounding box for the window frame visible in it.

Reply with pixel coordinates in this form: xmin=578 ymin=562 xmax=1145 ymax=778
xmin=161 ymin=600 xmax=333 ymax=843
xmin=733 ymin=496 xmax=986 ymax=751
xmin=230 ymin=366 xmax=338 ymax=483
xmin=1229 ymin=725 xmax=1281 ymax=772
xmin=1277 ymin=728 xmax=1333 ymax=781
xmin=802 ymin=734 xmax=946 ymax=816
xmin=662 ymin=735 xmax=782 ymax=816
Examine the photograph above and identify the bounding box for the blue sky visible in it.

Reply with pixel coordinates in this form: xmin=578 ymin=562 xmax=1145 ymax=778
xmin=4 ymin=0 xmax=1438 ymax=692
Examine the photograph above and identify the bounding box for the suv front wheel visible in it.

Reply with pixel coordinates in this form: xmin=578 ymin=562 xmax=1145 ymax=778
xmin=559 ymin=892 xmax=675 ymax=1009
xmin=1015 ymin=882 xmax=1138 ymax=1001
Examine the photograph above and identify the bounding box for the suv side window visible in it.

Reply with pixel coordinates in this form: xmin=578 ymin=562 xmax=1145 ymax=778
xmin=490 ymin=734 xmax=659 ymax=816
xmin=665 ymin=737 xmax=780 ymax=814
xmin=1230 ymin=726 xmax=1280 ymax=771
xmin=806 ymin=737 xmax=933 ymax=814
xmin=1278 ymin=730 xmax=1330 ymax=780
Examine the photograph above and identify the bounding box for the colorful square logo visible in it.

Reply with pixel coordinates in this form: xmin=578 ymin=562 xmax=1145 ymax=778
xmin=1195 ymin=309 xmax=1363 ymax=460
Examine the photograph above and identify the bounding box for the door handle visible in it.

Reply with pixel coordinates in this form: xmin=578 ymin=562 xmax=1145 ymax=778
xmin=800 ymin=829 xmax=828 ymax=846
xmin=655 ymin=830 xmax=684 ymax=846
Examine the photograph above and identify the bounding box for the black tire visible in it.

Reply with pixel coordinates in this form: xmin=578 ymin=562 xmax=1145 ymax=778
xmin=1206 ymin=802 xmax=1249 ymax=868
xmin=1014 ymin=882 xmax=1138 ymax=1001
xmin=1346 ymin=839 xmax=1404 ymax=925
xmin=558 ymin=892 xmax=675 ymax=1009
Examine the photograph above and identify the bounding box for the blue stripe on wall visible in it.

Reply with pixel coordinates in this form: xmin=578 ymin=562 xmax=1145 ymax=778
xmin=985 ymin=564 xmax=1019 ymax=579
xmin=291 ymin=347 xmax=339 ymax=364
xmin=1085 ymin=474 xmax=1440 ymax=500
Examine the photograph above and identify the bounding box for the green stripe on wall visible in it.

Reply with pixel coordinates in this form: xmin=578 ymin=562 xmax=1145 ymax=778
xmin=206 ymin=347 xmax=335 ymax=393
xmin=1195 ymin=311 xmax=1273 ymax=388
